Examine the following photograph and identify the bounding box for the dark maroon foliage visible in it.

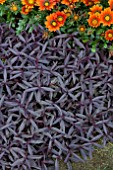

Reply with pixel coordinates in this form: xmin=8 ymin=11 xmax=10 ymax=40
xmin=0 ymin=24 xmax=113 ymax=170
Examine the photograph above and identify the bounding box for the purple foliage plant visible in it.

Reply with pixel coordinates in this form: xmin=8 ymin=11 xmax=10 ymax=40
xmin=0 ymin=24 xmax=113 ymax=170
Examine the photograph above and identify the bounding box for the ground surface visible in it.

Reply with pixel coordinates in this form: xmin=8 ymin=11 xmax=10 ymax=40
xmin=59 ymin=143 xmax=113 ymax=170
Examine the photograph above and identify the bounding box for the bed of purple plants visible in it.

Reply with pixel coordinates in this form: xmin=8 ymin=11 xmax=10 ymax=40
xmin=0 ymin=23 xmax=113 ymax=170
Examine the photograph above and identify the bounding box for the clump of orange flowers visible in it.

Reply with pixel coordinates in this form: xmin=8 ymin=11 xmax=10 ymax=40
xmin=88 ymin=0 xmax=113 ymax=41
xmin=1 ymin=0 xmax=113 ymax=42
xmin=45 ymin=11 xmax=67 ymax=32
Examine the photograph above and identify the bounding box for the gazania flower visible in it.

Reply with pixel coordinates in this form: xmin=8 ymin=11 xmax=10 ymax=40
xmin=79 ymin=25 xmax=86 ymax=32
xmin=36 ymin=0 xmax=57 ymax=10
xmin=55 ymin=11 xmax=67 ymax=26
xmin=89 ymin=5 xmax=102 ymax=15
xmin=88 ymin=14 xmax=101 ymax=27
xmin=21 ymin=6 xmax=32 ymax=15
xmin=73 ymin=13 xmax=79 ymax=21
xmin=45 ymin=13 xmax=60 ymax=32
xmin=0 ymin=0 xmax=6 ymax=4
xmin=81 ymin=0 xmax=94 ymax=6
xmin=63 ymin=8 xmax=72 ymax=17
xmin=61 ymin=0 xmax=78 ymax=6
xmin=105 ymin=29 xmax=113 ymax=41
xmin=21 ymin=0 xmax=35 ymax=8
xmin=10 ymin=3 xmax=18 ymax=11
xmin=69 ymin=4 xmax=76 ymax=9
xmin=108 ymin=0 xmax=113 ymax=10
xmin=100 ymin=7 xmax=113 ymax=26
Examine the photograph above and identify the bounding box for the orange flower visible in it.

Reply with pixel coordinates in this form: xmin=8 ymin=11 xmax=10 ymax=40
xmin=89 ymin=5 xmax=102 ymax=15
xmin=21 ymin=6 xmax=32 ymax=15
xmin=88 ymin=14 xmax=101 ymax=27
xmin=79 ymin=25 xmax=86 ymax=32
xmin=61 ymin=0 xmax=78 ymax=6
xmin=45 ymin=13 xmax=60 ymax=32
xmin=81 ymin=0 xmax=94 ymax=6
xmin=108 ymin=0 xmax=113 ymax=10
xmin=21 ymin=0 xmax=35 ymax=8
xmin=105 ymin=29 xmax=113 ymax=41
xmin=0 ymin=0 xmax=6 ymax=4
xmin=55 ymin=11 xmax=67 ymax=26
xmin=73 ymin=13 xmax=79 ymax=20
xmin=36 ymin=0 xmax=57 ymax=10
xmin=69 ymin=4 xmax=76 ymax=9
xmin=63 ymin=8 xmax=72 ymax=17
xmin=10 ymin=3 xmax=18 ymax=11
xmin=100 ymin=8 xmax=113 ymax=26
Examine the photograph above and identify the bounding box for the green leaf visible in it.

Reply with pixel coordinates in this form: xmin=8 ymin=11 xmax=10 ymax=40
xmin=103 ymin=43 xmax=107 ymax=48
xmin=91 ymin=44 xmax=97 ymax=53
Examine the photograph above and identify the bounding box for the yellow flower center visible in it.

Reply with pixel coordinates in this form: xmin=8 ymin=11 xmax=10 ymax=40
xmin=92 ymin=19 xmax=98 ymax=25
xmin=44 ymin=1 xmax=49 ymax=6
xmin=58 ymin=16 xmax=63 ymax=22
xmin=25 ymin=8 xmax=29 ymax=12
xmin=105 ymin=15 xmax=110 ymax=21
xmin=108 ymin=33 xmax=113 ymax=38
xmin=52 ymin=21 xmax=57 ymax=26
xmin=28 ymin=0 xmax=34 ymax=4
xmin=95 ymin=11 xmax=100 ymax=15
